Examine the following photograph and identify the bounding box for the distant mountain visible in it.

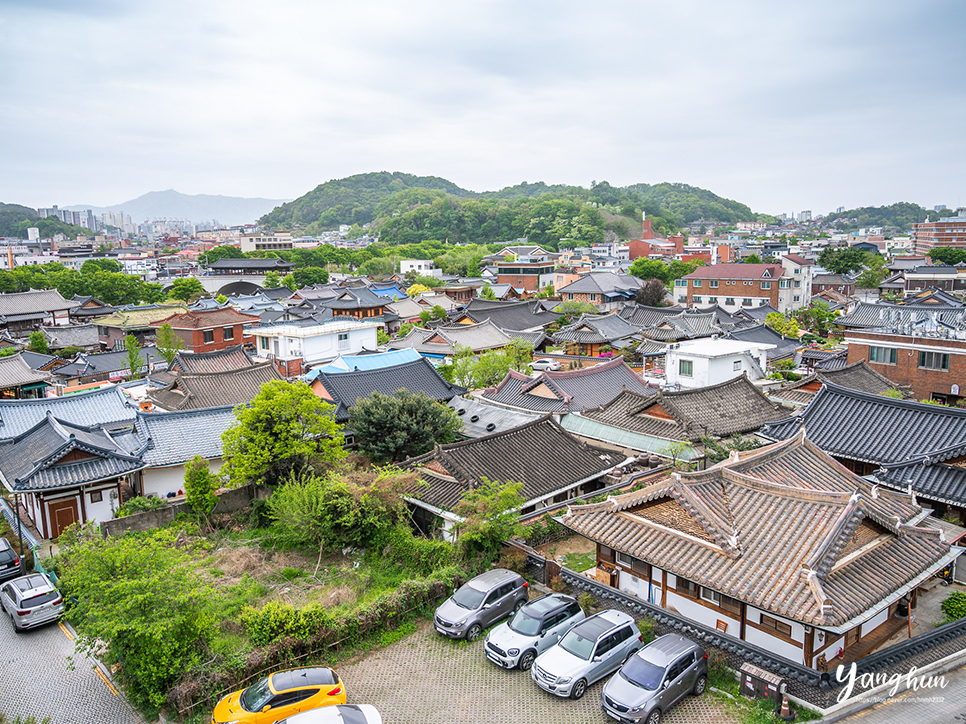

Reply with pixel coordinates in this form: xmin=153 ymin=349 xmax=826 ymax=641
xmin=66 ymin=189 xmax=289 ymax=226
xmin=823 ymin=202 xmax=953 ymax=233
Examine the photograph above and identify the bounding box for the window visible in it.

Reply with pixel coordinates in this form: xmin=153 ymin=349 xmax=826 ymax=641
xmin=869 ymin=346 xmax=897 ymax=365
xmin=203 ymin=329 xmax=214 ymax=344
xmin=260 ymin=337 xmax=269 ymax=350
xmin=762 ymin=269 xmax=772 ymax=278
xmin=589 ymin=294 xmax=597 ymax=301
xmin=779 ymin=279 xmax=788 ymax=288
xmin=676 ymin=577 xmax=698 ymax=598
xmin=678 ymin=296 xmax=687 ymax=303
xmin=733 ymin=360 xmax=741 ymax=371
xmin=701 ymin=588 xmax=741 ymax=615
xmin=567 ymin=293 xmax=574 ymax=300
xmin=338 ymin=332 xmax=350 ymax=350
xmin=679 ymin=359 xmax=693 ymax=377
xmin=794 ymin=280 xmax=801 ymax=288
xmin=90 ymin=491 xmax=103 ymax=503
xmin=615 ymin=551 xmax=633 ymax=566
xmin=760 ymin=281 xmax=771 ymax=290
xmin=710 ymin=280 xmax=719 ymax=288
xmin=223 ymin=326 xmax=234 ymax=340
xmin=708 ymin=297 xmax=717 ymax=304
xmin=793 ymin=295 xmax=800 ymax=302
xmin=742 ymin=298 xmax=753 ymax=306
xmin=725 ymin=297 xmax=735 ymax=306
xmin=760 ymin=614 xmax=793 ymax=637
xmin=693 ymin=280 xmax=702 ymax=287
xmin=693 ymin=296 xmax=702 ymax=303
xmin=760 ymin=299 xmax=769 ymax=306
xmin=919 ymin=351 xmax=950 ymax=370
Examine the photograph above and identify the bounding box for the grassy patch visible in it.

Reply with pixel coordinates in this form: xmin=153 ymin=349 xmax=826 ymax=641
xmin=561 ymin=550 xmax=596 ymax=572
xmin=379 ymin=621 xmax=417 ymax=647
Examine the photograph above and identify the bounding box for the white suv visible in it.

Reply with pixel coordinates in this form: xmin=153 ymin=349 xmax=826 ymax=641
xmin=1 ymin=573 xmax=65 ymax=632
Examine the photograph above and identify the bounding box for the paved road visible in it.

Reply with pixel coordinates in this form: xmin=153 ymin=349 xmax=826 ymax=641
xmin=0 ymin=615 xmax=141 ymax=724
xmin=836 ymin=663 xmax=966 ymax=724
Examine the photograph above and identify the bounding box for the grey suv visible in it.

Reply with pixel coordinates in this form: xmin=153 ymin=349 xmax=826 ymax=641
xmin=485 ymin=593 xmax=585 ymax=670
xmin=434 ymin=568 xmax=528 ymax=641
xmin=0 ymin=538 xmax=22 ymax=583
xmin=601 ymin=634 xmax=708 ymax=724
xmin=0 ymin=573 xmax=65 ymax=632
xmin=531 ymin=609 xmax=643 ymax=700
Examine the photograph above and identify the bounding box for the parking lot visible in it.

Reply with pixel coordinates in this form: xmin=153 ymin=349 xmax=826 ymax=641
xmin=339 ymin=622 xmax=736 ymax=724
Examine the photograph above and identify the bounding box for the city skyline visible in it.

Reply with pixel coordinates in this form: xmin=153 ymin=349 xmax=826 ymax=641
xmin=1 ymin=0 xmax=964 ymax=216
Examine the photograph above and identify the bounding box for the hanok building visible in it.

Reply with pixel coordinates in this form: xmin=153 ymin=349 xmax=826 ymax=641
xmin=204 ymin=257 xmax=296 ymax=276
xmin=768 ymin=361 xmax=904 ymax=407
xmin=95 ymin=304 xmax=189 ymax=349
xmin=0 ymin=385 xmax=136 ymax=439
xmin=557 ymin=272 xmax=643 ymax=312
xmin=562 ymin=374 xmax=786 ymax=463
xmin=51 ymin=345 xmax=164 ymax=387
xmin=559 ymin=431 xmax=959 ymax=669
xmin=147 ymin=362 xmax=283 ymax=412
xmin=404 ymin=416 xmax=627 ymax=540
xmin=0 ymin=289 xmax=79 ymax=335
xmin=0 ymin=352 xmax=53 ymax=399
xmin=386 ymin=320 xmax=522 ymax=363
xmin=453 ymin=299 xmax=562 ymax=332
xmin=148 ymin=307 xmax=260 ymax=355
xmin=552 ymin=313 xmax=640 ymax=357
xmin=724 ymin=324 xmax=801 ymax=363
xmin=482 ymin=356 xmax=657 ymax=414
xmin=40 ymin=323 xmax=101 ymax=353
xmin=69 ymin=295 xmax=116 ymax=323
xmin=0 ymin=413 xmax=145 ymax=538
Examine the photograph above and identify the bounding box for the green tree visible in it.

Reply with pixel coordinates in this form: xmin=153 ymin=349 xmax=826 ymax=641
xmin=221 ymin=380 xmax=346 ymax=487
xmin=818 ymin=247 xmax=865 ymax=275
xmin=635 ymin=278 xmax=667 ymax=307
xmin=431 ymin=304 xmax=448 ymax=320
xmin=765 ymin=312 xmax=800 ymax=337
xmin=628 ymin=258 xmax=670 ymax=283
xmin=928 ymin=248 xmax=966 ymax=265
xmin=154 ymin=323 xmax=184 ymax=366
xmin=450 ymin=340 xmax=533 ymax=389
xmin=169 ymin=277 xmax=205 ymax=302
xmin=80 ymin=258 xmax=122 ymax=274
xmin=215 ymin=294 xmax=228 ymax=304
xmin=795 ymin=301 xmax=838 ymax=336
xmin=419 ymin=310 xmax=432 ymax=323
xmin=123 ymin=335 xmax=145 ymax=380
xmin=199 ymin=245 xmax=245 ymax=265
xmin=349 ymin=389 xmax=463 ymax=463
xmin=282 ymin=273 xmax=298 ymax=291
xmin=406 ymin=283 xmax=431 ymax=296
xmin=555 ymin=300 xmax=599 ymax=319
xmin=183 ymin=455 xmax=219 ymax=517
xmin=454 ymin=478 xmax=525 ymax=560
xmin=479 ymin=282 xmax=497 ymax=301
xmin=291 ymin=266 xmax=329 ymax=287
xmin=700 ymin=435 xmax=762 ymax=465
xmin=743 ymin=254 xmax=762 ymax=264
xmin=263 ymin=271 xmax=281 ymax=289
xmin=58 ymin=526 xmax=215 ymax=710
xmin=27 ymin=331 xmax=48 ymax=355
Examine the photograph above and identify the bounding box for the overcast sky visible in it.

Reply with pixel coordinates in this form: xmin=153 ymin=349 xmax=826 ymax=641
xmin=1 ymin=0 xmax=964 ymax=216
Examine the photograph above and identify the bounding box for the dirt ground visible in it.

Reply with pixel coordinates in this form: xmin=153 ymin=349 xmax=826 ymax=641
xmin=534 ymin=534 xmax=594 ymax=560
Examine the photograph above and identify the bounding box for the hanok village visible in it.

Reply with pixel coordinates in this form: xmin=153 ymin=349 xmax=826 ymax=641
xmin=1 ymin=248 xmax=965 ymax=715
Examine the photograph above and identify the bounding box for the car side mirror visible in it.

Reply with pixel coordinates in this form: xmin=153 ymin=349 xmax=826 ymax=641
xmin=662 ymin=679 xmax=670 ymax=689
xmin=262 ymin=704 xmax=271 ymax=712
xmin=483 ymin=603 xmax=492 ymax=609
xmin=593 ymin=656 xmax=602 ymax=663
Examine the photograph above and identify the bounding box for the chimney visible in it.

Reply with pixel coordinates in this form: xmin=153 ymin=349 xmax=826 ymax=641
xmin=641 ymin=212 xmax=655 ymax=240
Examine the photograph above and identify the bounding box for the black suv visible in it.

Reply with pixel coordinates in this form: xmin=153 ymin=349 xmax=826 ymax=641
xmin=0 ymin=538 xmax=22 ymax=583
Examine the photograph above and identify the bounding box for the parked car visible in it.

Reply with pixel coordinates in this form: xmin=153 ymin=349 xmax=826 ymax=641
xmin=0 ymin=538 xmax=22 ymax=583
xmin=485 ymin=593 xmax=585 ymax=670
xmin=0 ymin=572 xmax=64 ymax=632
xmin=277 ymin=704 xmax=382 ymax=724
xmin=530 ymin=358 xmax=561 ymax=372
xmin=211 ymin=666 xmax=346 ymax=724
xmin=531 ymin=609 xmax=643 ymax=700
xmin=434 ymin=568 xmax=529 ymax=641
xmin=600 ymin=634 xmax=708 ymax=724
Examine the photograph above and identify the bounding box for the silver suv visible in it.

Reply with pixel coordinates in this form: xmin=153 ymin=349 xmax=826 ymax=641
xmin=434 ymin=568 xmax=528 ymax=641
xmin=601 ymin=634 xmax=708 ymax=724
xmin=0 ymin=573 xmax=65 ymax=632
xmin=485 ymin=593 xmax=585 ymax=670
xmin=531 ymin=609 xmax=643 ymax=700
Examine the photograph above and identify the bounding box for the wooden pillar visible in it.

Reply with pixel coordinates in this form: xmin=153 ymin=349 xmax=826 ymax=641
xmin=661 ymin=570 xmax=667 ymax=608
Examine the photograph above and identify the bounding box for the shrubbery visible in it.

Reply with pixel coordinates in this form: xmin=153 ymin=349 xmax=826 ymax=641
xmin=115 ymin=495 xmax=167 ymax=518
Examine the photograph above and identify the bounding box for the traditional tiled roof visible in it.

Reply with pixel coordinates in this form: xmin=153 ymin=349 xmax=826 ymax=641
xmin=560 ymin=431 xmax=955 ymax=629
xmin=482 ymin=357 xmax=657 ymax=413
xmin=837 ymin=301 xmax=966 ymax=329
xmin=321 ymin=286 xmax=387 ymax=311
xmin=0 ymin=386 xmax=136 ymax=439
xmin=386 ymin=320 xmax=517 ymax=356
xmin=725 ymin=324 xmax=801 ymax=360
xmin=557 ymin=273 xmax=642 ymax=296
xmin=148 ymin=363 xmax=283 ymax=411
xmin=148 ymin=307 xmax=259 ymax=329
xmin=404 ymin=416 xmax=622 ymax=511
xmin=52 ymin=345 xmax=163 ymax=380
xmin=772 ymin=361 xmax=903 ymax=405
xmin=760 ymin=383 xmax=966 ymax=466
xmin=19 ymin=350 xmax=64 ymax=372
xmin=815 ymin=350 xmax=849 ymax=370
xmin=618 ymin=304 xmax=686 ymax=328
xmin=683 ymin=263 xmax=783 ymax=280
xmin=40 ymin=324 xmax=99 ymax=349
xmin=312 ymin=358 xmax=466 ymax=422
xmin=0 ymin=353 xmax=53 ymax=391
xmin=446 ymin=397 xmax=543 ymax=439
xmin=136 ymin=406 xmax=236 ymax=467
xmin=732 ymin=303 xmax=780 ymax=323
xmin=169 ymin=346 xmax=255 ymax=375
xmin=386 ymin=297 xmax=424 ymax=321
xmin=582 ymin=374 xmax=786 ymax=442
xmin=639 ymin=311 xmax=721 ymax=342
xmin=0 ymin=413 xmax=143 ymax=493
xmin=95 ymin=305 xmax=190 ymax=330
xmin=877 ymin=457 xmax=966 ymax=508
xmin=206 ymin=257 xmax=295 ymax=270
xmin=813 ymin=273 xmax=853 ymax=286
xmin=0 ymin=289 xmax=79 ymax=318
xmin=552 ymin=312 xmax=640 ymax=345
xmin=459 ymin=299 xmax=562 ymax=331
xmin=896 ymin=288 xmax=964 ymax=306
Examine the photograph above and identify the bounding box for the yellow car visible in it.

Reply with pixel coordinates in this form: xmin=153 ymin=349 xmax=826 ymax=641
xmin=211 ymin=666 xmax=346 ymax=724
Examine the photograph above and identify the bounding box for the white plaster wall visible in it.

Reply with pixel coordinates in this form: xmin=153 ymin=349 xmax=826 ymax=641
xmin=666 ymin=590 xmax=742 ymax=637
xmin=744 ymin=606 xmax=806 ymax=664
xmin=142 ymin=460 xmax=224 ymax=499
xmin=618 ymin=569 xmax=652 ymax=601
xmin=85 ymin=485 xmax=118 ymax=523
xmin=861 ymin=608 xmax=889 ymax=637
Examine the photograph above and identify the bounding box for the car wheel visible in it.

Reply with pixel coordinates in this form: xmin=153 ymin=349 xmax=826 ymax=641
xmin=466 ymin=623 xmax=483 ymax=641
xmin=646 ymin=708 xmax=661 ymax=724
xmin=512 ymin=598 xmax=525 ymax=614
xmin=10 ymin=614 xmax=20 ymax=634
xmin=519 ymin=650 xmax=536 ymax=671
xmin=693 ymin=674 xmax=707 ymax=695
xmin=570 ymin=678 xmax=587 ymax=700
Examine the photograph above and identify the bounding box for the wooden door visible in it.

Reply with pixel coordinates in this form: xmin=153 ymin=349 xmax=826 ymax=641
xmin=48 ymin=498 xmax=79 ymax=539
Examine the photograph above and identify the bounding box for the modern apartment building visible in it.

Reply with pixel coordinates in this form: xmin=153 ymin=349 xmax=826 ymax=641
xmin=239 ymin=230 xmax=294 ymax=253
xmin=677 ymin=261 xmax=808 ymax=313
xmin=911 ymin=209 xmax=966 ymax=255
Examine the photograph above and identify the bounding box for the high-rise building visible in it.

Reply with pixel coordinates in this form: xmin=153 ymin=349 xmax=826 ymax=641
xmin=911 ymin=208 xmax=966 ymax=255
xmin=836 ymin=206 xmax=845 ymax=213
xmin=800 ymin=210 xmax=812 ymax=222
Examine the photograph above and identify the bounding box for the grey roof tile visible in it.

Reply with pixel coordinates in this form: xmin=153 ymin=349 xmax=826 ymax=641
xmin=0 ymin=289 xmax=79 ymax=317
xmin=136 ymin=406 xmax=237 ymax=467
xmin=0 ymin=386 xmax=136 ymax=439
xmin=0 ymin=353 xmax=53 ymax=390
xmin=148 ymin=363 xmax=283 ymax=411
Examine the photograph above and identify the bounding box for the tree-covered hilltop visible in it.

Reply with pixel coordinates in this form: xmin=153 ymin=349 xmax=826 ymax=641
xmin=258 ymin=172 xmax=770 ymax=245
xmin=0 ymin=202 xmax=93 ymax=239
xmin=823 ymin=202 xmax=952 ymax=233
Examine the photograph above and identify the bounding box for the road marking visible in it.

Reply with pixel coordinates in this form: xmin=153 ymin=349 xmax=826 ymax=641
xmin=58 ymin=621 xmax=73 ymax=640
xmin=95 ymin=666 xmax=119 ymax=696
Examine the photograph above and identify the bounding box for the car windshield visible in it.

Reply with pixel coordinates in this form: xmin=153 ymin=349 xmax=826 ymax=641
xmin=451 ymin=584 xmax=486 ymax=610
xmin=0 ymin=548 xmax=14 ymax=563
xmin=620 ymin=656 xmax=665 ymax=691
xmin=558 ymin=629 xmax=596 ymax=660
xmin=240 ymin=676 xmax=273 ymax=712
xmin=507 ymin=610 xmax=542 ymax=636
xmin=21 ymin=591 xmax=59 ymax=609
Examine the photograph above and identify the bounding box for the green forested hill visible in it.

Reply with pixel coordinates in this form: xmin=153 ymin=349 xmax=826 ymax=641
xmin=823 ymin=202 xmax=951 ymax=232
xmin=258 ymin=172 xmax=769 ymax=246
xmin=0 ymin=202 xmax=92 ymax=239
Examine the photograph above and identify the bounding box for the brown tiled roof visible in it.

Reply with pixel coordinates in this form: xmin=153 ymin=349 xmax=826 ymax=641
xmin=560 ymin=432 xmax=953 ymax=629
xmin=148 ymin=307 xmax=259 ymax=329
xmin=147 ymin=363 xmax=282 ymax=411
xmin=582 ymin=374 xmax=786 ymax=442
xmin=404 ymin=416 xmax=622 ymax=511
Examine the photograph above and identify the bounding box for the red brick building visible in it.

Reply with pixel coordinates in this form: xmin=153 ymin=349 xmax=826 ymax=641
xmin=911 ymin=209 xmax=966 ymax=256
xmin=678 ymin=263 xmax=805 ymax=313
xmin=149 ymin=307 xmax=260 ymax=354
xmin=496 ymin=261 xmax=555 ymax=292
xmin=845 ymin=329 xmax=966 ymax=404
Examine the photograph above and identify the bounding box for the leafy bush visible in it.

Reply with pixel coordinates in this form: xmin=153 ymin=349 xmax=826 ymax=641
xmin=549 ymin=576 xmax=567 ymax=592
xmin=497 ymin=547 xmax=528 ymax=576
xmin=379 ymin=524 xmax=455 ymax=576
xmin=578 ymin=592 xmax=597 ymax=614
xmin=707 ymin=649 xmax=732 ymax=689
xmin=240 ymin=601 xmax=332 ymax=646
xmin=637 ymin=617 xmax=656 ymax=644
xmin=941 ymin=591 xmax=966 ymax=622
xmin=522 ymin=514 xmax=567 ymax=546
xmin=115 ymin=495 xmax=167 ymax=518
xmin=184 ymin=455 xmax=218 ymax=516
xmin=454 ymin=478 xmax=524 ymax=561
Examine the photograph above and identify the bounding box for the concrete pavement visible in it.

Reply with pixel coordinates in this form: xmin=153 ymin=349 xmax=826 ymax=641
xmin=834 ymin=664 xmax=966 ymax=724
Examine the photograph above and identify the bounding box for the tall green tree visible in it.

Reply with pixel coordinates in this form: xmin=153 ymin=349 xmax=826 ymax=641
xmin=454 ymin=478 xmax=525 ymax=560
xmin=221 ymin=380 xmax=346 ymax=487
xmin=183 ymin=455 xmax=219 ymax=517
xmin=27 ymin=331 xmax=48 ymax=354
xmin=169 ymin=277 xmax=205 ymax=302
xmin=450 ymin=340 xmax=533 ymax=389
xmin=818 ymin=247 xmax=865 ymax=275
xmin=263 ymin=271 xmax=281 ymax=289
xmin=123 ymin=335 xmax=145 ymax=380
xmin=348 ymin=389 xmax=463 ymax=463
xmin=628 ymin=258 xmax=670 ymax=283
xmin=154 ymin=323 xmax=184 ymax=366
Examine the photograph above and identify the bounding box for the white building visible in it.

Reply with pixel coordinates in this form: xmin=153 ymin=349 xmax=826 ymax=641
xmin=664 ymin=338 xmax=775 ymax=389
xmin=239 ymin=231 xmax=294 ymax=253
xmin=401 ymin=259 xmax=442 ymax=278
xmin=252 ymin=317 xmax=381 ymax=367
